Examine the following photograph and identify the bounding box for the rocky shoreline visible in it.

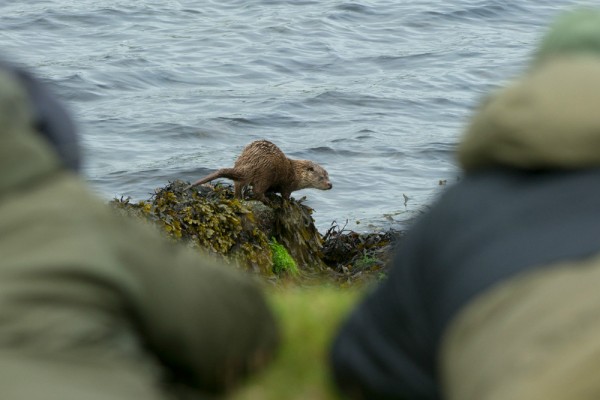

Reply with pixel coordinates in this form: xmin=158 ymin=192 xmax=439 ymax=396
xmin=111 ymin=180 xmax=402 ymax=287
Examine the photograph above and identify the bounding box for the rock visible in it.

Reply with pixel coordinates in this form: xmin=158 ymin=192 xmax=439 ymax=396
xmin=110 ymin=180 xmax=326 ymax=275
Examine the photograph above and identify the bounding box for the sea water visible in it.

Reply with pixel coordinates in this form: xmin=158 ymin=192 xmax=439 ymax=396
xmin=0 ymin=0 xmax=594 ymax=231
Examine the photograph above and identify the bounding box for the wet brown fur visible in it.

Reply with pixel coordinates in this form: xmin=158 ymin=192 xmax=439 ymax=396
xmin=187 ymin=140 xmax=332 ymax=203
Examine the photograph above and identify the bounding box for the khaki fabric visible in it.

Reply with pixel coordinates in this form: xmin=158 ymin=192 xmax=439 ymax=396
xmin=441 ymin=253 xmax=600 ymax=400
xmin=0 ymin=67 xmax=278 ymax=398
xmin=458 ymin=57 xmax=600 ymax=171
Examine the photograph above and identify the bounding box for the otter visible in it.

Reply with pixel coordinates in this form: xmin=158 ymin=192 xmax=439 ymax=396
xmin=186 ymin=140 xmax=332 ymax=203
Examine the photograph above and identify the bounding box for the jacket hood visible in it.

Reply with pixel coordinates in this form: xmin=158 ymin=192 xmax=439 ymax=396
xmin=0 ymin=61 xmax=80 ymax=172
xmin=0 ymin=68 xmax=63 ymax=194
xmin=533 ymin=8 xmax=600 ymax=68
xmin=458 ymin=57 xmax=600 ymax=171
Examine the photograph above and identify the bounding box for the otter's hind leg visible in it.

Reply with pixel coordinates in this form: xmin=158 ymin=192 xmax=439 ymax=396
xmin=250 ymin=181 xmax=271 ymax=203
xmin=233 ymin=181 xmax=244 ymax=199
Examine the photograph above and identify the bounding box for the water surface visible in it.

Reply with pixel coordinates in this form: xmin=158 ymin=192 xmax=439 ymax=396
xmin=1 ymin=0 xmax=594 ymax=231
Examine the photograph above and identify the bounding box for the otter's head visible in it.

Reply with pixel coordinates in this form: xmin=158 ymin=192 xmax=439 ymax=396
xmin=295 ymin=160 xmax=332 ymax=191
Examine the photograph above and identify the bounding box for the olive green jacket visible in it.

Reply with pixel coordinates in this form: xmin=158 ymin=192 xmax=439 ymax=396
xmin=0 ymin=71 xmax=278 ymax=399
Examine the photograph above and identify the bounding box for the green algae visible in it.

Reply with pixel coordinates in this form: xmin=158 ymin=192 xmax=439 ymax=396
xmin=270 ymin=238 xmax=299 ymax=276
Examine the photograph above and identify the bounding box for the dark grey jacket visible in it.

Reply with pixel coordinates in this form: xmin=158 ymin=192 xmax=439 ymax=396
xmin=331 ymin=168 xmax=600 ymax=399
xmin=330 ymin=57 xmax=600 ymax=399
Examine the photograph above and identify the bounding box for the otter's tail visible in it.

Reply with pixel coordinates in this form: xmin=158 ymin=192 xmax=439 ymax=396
xmin=186 ymin=168 xmax=244 ymax=189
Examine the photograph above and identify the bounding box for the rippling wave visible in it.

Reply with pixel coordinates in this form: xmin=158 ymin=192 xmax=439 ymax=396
xmin=0 ymin=0 xmax=595 ymax=231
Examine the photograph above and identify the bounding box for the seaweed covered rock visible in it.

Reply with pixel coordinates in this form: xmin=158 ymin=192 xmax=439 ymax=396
xmin=321 ymin=221 xmax=402 ymax=285
xmin=110 ymin=180 xmax=326 ymax=276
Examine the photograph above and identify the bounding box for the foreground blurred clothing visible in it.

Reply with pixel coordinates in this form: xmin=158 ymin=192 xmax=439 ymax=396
xmin=0 ymin=66 xmax=278 ymax=399
xmin=330 ymin=10 xmax=600 ymax=400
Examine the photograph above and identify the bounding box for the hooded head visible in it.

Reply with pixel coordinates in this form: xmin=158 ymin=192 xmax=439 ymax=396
xmin=533 ymin=9 xmax=600 ymax=67
xmin=0 ymin=60 xmax=80 ymax=172
xmin=457 ymin=8 xmax=600 ymax=172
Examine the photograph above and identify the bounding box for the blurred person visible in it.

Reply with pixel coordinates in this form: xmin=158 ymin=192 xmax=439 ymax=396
xmin=0 ymin=60 xmax=278 ymax=399
xmin=330 ymin=9 xmax=600 ymax=400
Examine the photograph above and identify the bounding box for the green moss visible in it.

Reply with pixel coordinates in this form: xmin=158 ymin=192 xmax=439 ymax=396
xmin=231 ymin=286 xmax=364 ymax=400
xmin=270 ymin=238 xmax=299 ymax=276
xmin=355 ymin=254 xmax=378 ymax=270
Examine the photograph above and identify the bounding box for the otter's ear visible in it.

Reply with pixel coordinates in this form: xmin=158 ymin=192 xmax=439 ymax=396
xmin=307 ymin=166 xmax=314 ymax=171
